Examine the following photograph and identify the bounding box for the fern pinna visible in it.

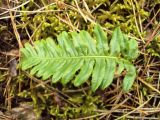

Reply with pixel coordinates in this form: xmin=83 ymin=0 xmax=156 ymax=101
xmin=20 ymin=24 xmax=138 ymax=92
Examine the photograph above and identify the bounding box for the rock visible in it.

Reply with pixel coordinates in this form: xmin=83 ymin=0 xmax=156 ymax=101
xmin=5 ymin=103 xmax=41 ymax=120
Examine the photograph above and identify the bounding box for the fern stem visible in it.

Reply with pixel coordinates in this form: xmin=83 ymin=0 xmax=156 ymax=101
xmin=27 ymin=56 xmax=130 ymax=63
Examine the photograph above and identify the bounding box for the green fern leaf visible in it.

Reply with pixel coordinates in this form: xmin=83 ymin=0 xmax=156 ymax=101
xmin=20 ymin=24 xmax=139 ymax=92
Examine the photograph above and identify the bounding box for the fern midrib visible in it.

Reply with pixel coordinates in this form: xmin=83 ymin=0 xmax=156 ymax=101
xmin=27 ymin=55 xmax=129 ymax=63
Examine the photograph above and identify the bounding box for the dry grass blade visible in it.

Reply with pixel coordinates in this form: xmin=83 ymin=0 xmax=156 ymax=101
xmin=0 ymin=0 xmax=159 ymax=119
xmin=115 ymin=95 xmax=153 ymax=120
xmin=138 ymin=77 xmax=160 ymax=94
xmin=7 ymin=8 xmax=23 ymax=48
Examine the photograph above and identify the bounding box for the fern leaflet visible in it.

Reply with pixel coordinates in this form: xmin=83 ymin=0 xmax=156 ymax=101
xmin=20 ymin=24 xmax=139 ymax=92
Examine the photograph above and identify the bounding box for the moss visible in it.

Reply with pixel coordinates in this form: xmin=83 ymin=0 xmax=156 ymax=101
xmin=147 ymin=32 xmax=160 ymax=58
xmin=1 ymin=0 xmax=159 ymax=119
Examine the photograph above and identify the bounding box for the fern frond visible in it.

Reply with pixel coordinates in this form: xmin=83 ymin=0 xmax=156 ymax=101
xmin=20 ymin=24 xmax=139 ymax=92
